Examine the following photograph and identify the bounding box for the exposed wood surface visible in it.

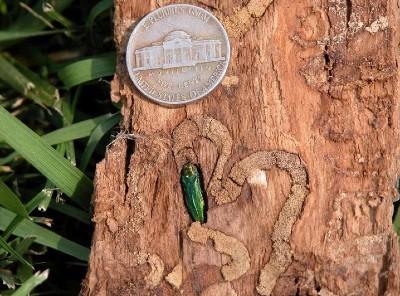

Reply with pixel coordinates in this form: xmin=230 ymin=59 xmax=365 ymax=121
xmin=81 ymin=0 xmax=400 ymax=295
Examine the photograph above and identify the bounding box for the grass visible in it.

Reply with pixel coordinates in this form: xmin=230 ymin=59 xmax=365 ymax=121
xmin=0 ymin=0 xmax=117 ymax=294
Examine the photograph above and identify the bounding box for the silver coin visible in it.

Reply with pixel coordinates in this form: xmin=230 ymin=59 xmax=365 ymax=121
xmin=126 ymin=4 xmax=230 ymax=105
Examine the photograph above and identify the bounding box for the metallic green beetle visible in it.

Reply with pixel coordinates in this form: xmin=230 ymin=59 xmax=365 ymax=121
xmin=180 ymin=163 xmax=205 ymax=223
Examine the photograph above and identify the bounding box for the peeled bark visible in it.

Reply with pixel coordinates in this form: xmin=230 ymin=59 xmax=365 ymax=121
xmin=81 ymin=0 xmax=400 ymax=295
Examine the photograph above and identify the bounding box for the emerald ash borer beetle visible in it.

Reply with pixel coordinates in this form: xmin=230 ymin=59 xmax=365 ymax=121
xmin=180 ymin=163 xmax=206 ymax=223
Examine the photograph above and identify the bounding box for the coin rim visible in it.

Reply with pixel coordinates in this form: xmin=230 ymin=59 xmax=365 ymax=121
xmin=126 ymin=3 xmax=231 ymax=106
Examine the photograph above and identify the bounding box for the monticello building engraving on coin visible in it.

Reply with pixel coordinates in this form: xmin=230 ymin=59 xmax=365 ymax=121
xmin=126 ymin=4 xmax=230 ymax=105
xmin=133 ymin=31 xmax=225 ymax=71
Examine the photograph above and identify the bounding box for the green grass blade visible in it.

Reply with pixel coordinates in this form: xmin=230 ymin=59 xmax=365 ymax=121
xmin=86 ymin=0 xmax=112 ymax=31
xmin=0 ymin=1 xmax=7 ymax=15
xmin=43 ymin=2 xmax=74 ymax=28
xmin=37 ymin=180 xmax=55 ymax=212
xmin=13 ymin=237 xmax=36 ymax=257
xmin=43 ymin=113 xmax=113 ymax=145
xmin=0 ymin=236 xmax=33 ymax=269
xmin=0 ymin=207 xmax=89 ymax=261
xmin=9 ymin=0 xmax=74 ymax=31
xmin=0 ymin=106 xmax=92 ymax=209
xmin=0 ymin=114 xmax=114 ymax=166
xmin=79 ymin=112 xmax=120 ymax=171
xmin=65 ymin=141 xmax=76 ymax=166
xmin=2 ymin=189 xmax=49 ymax=241
xmin=62 ymin=96 xmax=78 ymax=166
xmin=38 ymin=143 xmax=65 ymax=212
xmin=49 ymin=200 xmax=90 ymax=225
xmin=19 ymin=2 xmax=54 ymax=29
xmin=3 ymin=221 xmax=24 ymax=246
xmin=10 ymin=269 xmax=49 ymax=296
xmin=57 ymin=52 xmax=116 ymax=88
xmin=26 ymin=191 xmax=50 ymax=213
xmin=0 ymin=180 xmax=28 ymax=218
xmin=0 ymin=29 xmax=70 ymax=43
xmin=0 ymin=53 xmax=59 ymax=108
xmin=0 ymin=151 xmax=18 ymax=166
xmin=0 ymin=0 xmax=75 ymax=49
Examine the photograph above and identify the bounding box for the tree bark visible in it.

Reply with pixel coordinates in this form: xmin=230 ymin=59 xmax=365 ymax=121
xmin=81 ymin=0 xmax=400 ymax=295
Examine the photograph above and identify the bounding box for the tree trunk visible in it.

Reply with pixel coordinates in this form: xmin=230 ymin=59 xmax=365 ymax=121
xmin=81 ymin=0 xmax=400 ymax=295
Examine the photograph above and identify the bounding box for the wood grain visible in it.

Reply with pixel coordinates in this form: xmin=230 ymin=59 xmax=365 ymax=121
xmin=81 ymin=0 xmax=400 ymax=295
